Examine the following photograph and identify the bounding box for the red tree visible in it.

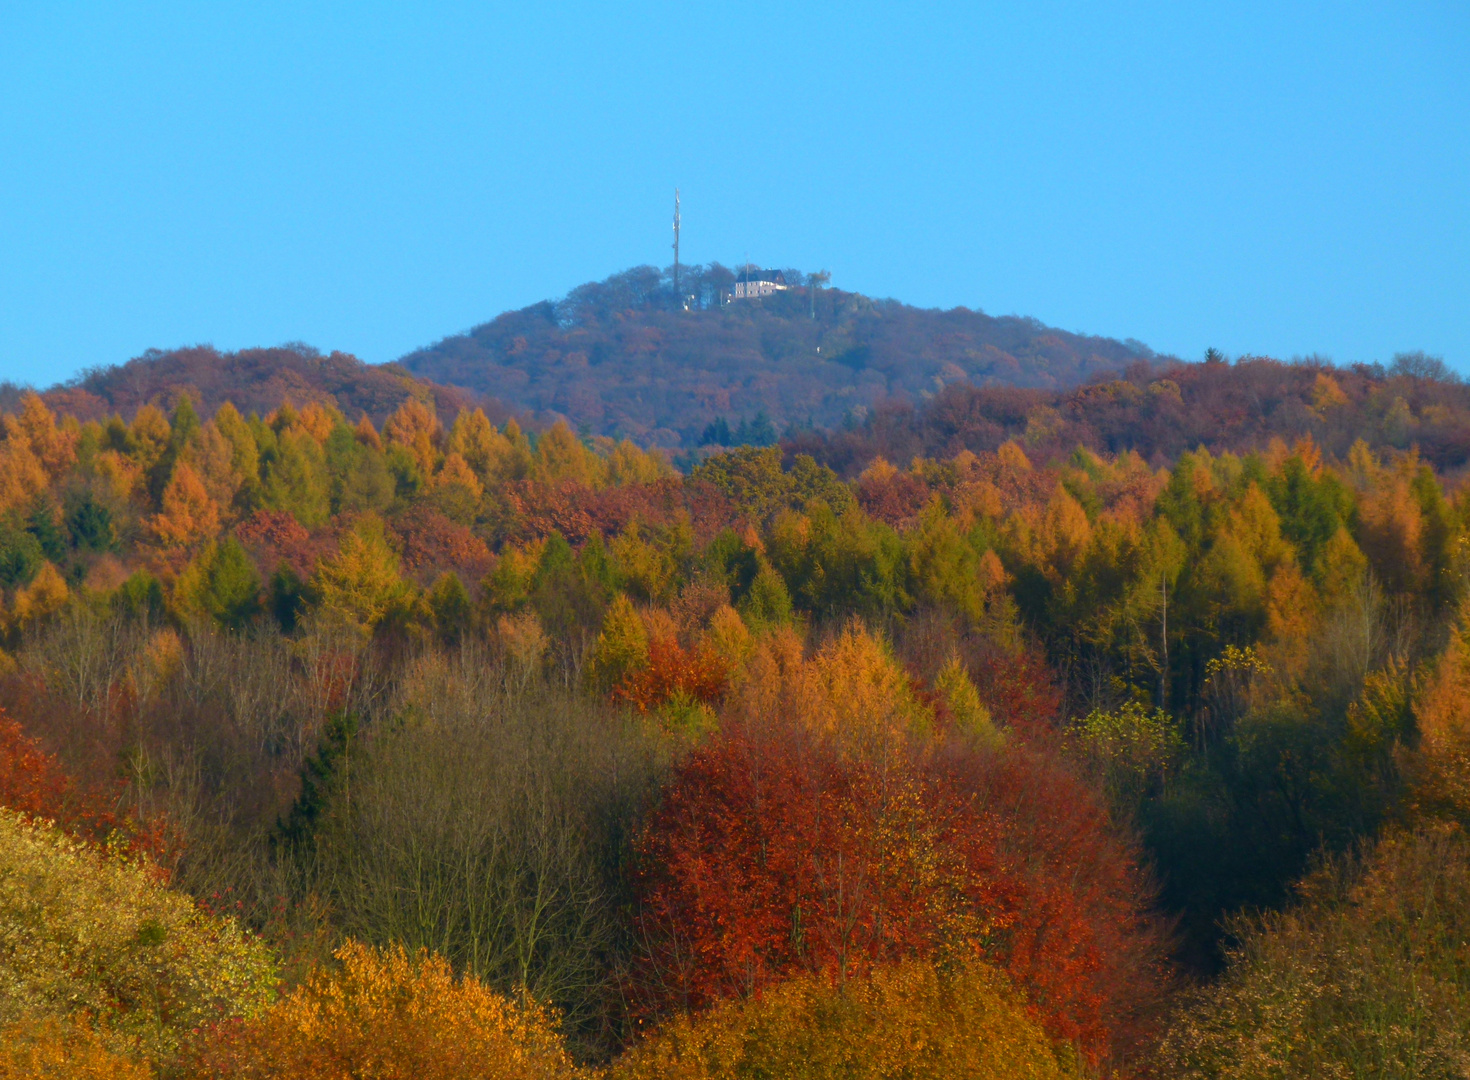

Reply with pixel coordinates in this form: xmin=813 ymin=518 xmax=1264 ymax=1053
xmin=631 ymin=716 xmax=1168 ymax=1067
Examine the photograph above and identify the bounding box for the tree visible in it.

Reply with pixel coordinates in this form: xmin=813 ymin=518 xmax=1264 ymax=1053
xmin=0 ymin=809 xmax=275 ymax=1061
xmin=1160 ymin=824 xmax=1470 ymax=1080
xmin=260 ymin=429 xmax=330 ymax=528
xmin=200 ymin=537 xmax=263 ymax=629
xmin=183 ymin=941 xmax=584 ymax=1080
xmin=382 ymin=398 xmax=441 ymax=481
xmin=614 ymin=959 xmax=1083 ymax=1080
xmin=312 ymin=515 xmax=408 ymax=635
xmin=151 ymin=462 xmax=221 ymax=547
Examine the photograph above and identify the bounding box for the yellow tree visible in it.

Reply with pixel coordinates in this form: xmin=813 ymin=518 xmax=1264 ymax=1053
xmin=534 ymin=421 xmax=605 ymax=488
xmin=447 ymin=408 xmax=510 ymax=482
xmin=312 ymin=514 xmax=409 ymax=634
xmin=614 ymin=959 xmax=1082 ymax=1080
xmin=383 ymin=399 xmax=441 ymax=481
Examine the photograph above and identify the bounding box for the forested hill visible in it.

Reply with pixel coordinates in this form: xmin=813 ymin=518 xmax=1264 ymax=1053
xmin=31 ymin=344 xmax=503 ymax=427
xmin=790 ymin=350 xmax=1470 ymax=477
xmin=397 ymin=264 xmax=1161 ymax=447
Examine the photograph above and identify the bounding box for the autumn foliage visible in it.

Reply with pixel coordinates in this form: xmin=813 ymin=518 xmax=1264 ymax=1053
xmin=184 ymin=941 xmax=583 ymax=1080
xmin=630 ymin=626 xmax=1168 ymax=1067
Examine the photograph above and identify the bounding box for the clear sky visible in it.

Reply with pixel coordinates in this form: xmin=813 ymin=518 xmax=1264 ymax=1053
xmin=1 ymin=2 xmax=1466 ymax=387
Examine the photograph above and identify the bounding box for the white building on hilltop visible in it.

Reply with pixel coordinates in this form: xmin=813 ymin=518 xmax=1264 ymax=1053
xmin=733 ymin=266 xmax=788 ymax=299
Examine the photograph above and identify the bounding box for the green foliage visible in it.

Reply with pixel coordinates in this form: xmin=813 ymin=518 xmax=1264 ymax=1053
xmin=113 ymin=570 xmax=165 ymax=622
xmin=1074 ymin=701 xmax=1183 ymax=808
xmin=201 ymin=537 xmax=262 ymax=629
xmin=65 ymin=493 xmax=116 ymax=553
xmin=427 ymin=571 xmax=472 ymax=645
xmin=324 ymin=424 xmax=394 ymax=515
xmin=737 ymin=558 xmax=793 ymax=628
xmin=277 ymin=711 xmax=360 ymax=854
xmin=25 ymin=499 xmax=66 ymax=562
xmin=268 ymin=563 xmax=306 ymax=632
xmin=0 ymin=521 xmax=44 ymax=587
xmin=260 ymin=429 xmax=330 ymax=527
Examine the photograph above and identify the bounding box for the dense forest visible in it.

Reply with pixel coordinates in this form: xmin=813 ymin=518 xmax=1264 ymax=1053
xmin=24 ymin=344 xmax=501 ymax=428
xmin=0 ymin=361 xmax=1468 ymax=1077
xmin=398 ymin=264 xmax=1158 ymax=447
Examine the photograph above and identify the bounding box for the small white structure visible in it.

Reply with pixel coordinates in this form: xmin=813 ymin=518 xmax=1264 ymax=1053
xmin=733 ymin=266 xmax=788 ymax=299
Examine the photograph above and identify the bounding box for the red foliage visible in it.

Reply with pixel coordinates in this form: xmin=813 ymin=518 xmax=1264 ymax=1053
xmin=0 ymin=707 xmax=177 ymax=867
xmin=630 ymin=716 xmax=1168 ymax=1066
xmin=965 ymin=642 xmax=1064 ymax=733
xmin=855 ymin=468 xmax=932 ymax=529
xmin=614 ymin=638 xmax=727 ymax=713
xmin=388 ymin=507 xmax=492 ymax=583
xmin=235 ymin=509 xmax=324 ymax=581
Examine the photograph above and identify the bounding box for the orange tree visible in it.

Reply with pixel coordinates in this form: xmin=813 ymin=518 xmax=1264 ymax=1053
xmin=184 ymin=940 xmax=586 ymax=1080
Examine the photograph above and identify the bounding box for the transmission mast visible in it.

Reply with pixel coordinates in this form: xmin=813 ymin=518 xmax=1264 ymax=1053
xmin=672 ymin=188 xmax=681 ymax=308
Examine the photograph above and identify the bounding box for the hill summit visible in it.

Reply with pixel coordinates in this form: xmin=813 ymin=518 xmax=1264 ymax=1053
xmin=398 ymin=264 xmax=1163 ymax=448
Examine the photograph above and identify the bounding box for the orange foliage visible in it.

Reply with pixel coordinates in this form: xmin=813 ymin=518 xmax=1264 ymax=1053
xmin=152 ymin=462 xmax=221 ymax=547
xmin=184 ymin=941 xmax=582 ymax=1080
xmin=614 ymin=637 xmax=728 ymax=713
xmin=0 ymin=1014 xmax=152 ymax=1079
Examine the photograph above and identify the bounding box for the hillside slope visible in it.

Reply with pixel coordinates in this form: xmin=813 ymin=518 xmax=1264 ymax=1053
xmin=33 ymin=344 xmax=501 ymax=425
xmin=788 ymin=351 xmax=1470 ymax=476
xmin=398 ymin=264 xmax=1162 ymax=447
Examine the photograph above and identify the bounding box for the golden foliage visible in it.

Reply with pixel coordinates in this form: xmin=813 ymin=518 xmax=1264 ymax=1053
xmin=187 ymin=940 xmax=585 ymax=1080
xmin=535 ymin=421 xmax=604 ymax=488
xmin=585 ymin=593 xmax=649 ymax=693
xmin=936 ymin=655 xmax=1001 ymax=748
xmin=0 ymin=1014 xmax=152 ymax=1080
xmin=313 ymin=515 xmax=408 ymax=634
xmin=730 ymin=623 xmax=931 ymax=753
xmin=614 ymin=960 xmax=1082 ymax=1080
xmin=383 ymin=399 xmax=441 ymax=480
xmin=0 ymin=809 xmax=275 ymax=1060
xmin=10 ymin=564 xmax=68 ymax=631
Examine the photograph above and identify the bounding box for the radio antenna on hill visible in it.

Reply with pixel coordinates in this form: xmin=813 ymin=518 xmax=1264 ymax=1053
xmin=672 ymin=188 xmax=681 ymax=308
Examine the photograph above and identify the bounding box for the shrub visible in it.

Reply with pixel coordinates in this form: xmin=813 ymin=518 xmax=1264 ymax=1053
xmin=186 ymin=940 xmax=586 ymax=1080
xmin=0 ymin=808 xmax=275 ymax=1060
xmin=613 ymin=959 xmax=1083 ymax=1080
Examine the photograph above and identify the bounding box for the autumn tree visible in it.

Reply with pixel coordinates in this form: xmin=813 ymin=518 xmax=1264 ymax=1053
xmin=615 ymin=959 xmax=1083 ymax=1080
xmin=183 ymin=941 xmax=584 ymax=1080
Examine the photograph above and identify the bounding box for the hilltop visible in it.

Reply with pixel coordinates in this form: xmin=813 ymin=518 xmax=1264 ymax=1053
xmin=397 ymin=264 xmax=1161 ymax=447
xmin=28 ymin=344 xmax=506 ymax=426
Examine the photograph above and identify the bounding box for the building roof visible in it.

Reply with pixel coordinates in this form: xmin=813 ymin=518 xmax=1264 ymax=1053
xmin=736 ymin=267 xmax=787 ymax=284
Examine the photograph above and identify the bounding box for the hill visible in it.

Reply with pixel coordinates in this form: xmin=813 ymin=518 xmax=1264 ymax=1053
xmin=787 ymin=350 xmax=1470 ymax=476
xmin=26 ymin=344 xmax=505 ymax=426
xmin=397 ymin=264 xmax=1162 ymax=448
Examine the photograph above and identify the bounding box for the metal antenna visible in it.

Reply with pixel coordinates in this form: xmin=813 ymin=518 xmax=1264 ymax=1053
xmin=672 ymin=188 xmax=681 ymax=308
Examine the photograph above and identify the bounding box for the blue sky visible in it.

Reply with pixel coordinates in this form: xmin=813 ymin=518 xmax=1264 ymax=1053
xmin=1 ymin=2 xmax=1466 ymax=387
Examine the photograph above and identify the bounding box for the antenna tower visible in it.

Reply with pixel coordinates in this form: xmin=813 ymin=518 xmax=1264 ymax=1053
xmin=672 ymin=188 xmax=681 ymax=308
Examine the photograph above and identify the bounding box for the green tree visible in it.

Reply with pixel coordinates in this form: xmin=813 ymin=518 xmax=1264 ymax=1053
xmin=202 ymin=537 xmax=263 ymax=629
xmin=261 ymin=429 xmax=330 ymax=527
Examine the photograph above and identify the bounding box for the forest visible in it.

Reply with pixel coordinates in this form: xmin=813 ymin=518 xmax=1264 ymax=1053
xmin=397 ymin=264 xmax=1155 ymax=446
xmin=0 ymin=367 xmax=1467 ymax=1078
